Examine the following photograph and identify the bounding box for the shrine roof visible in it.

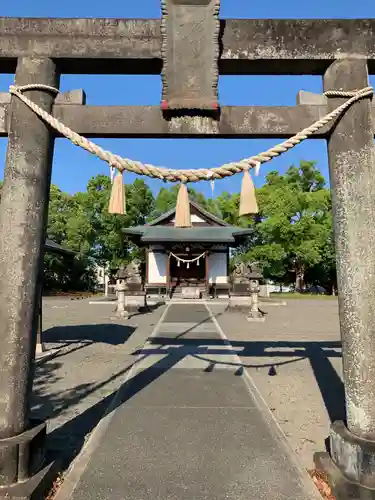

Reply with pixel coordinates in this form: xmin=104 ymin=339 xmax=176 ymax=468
xmin=148 ymin=200 xmax=230 ymax=227
xmin=122 ymin=226 xmax=253 ymax=244
xmin=45 ymin=238 xmax=75 ymax=256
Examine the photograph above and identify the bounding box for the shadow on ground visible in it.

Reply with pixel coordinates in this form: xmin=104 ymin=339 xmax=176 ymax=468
xmin=144 ymin=336 xmax=345 ymax=423
xmin=130 ymin=302 xmax=165 ymax=318
xmin=32 ymin=311 xmax=345 ymax=473
xmin=43 ymin=323 xmax=136 ymax=345
xmin=32 ymin=322 xmax=136 ymax=469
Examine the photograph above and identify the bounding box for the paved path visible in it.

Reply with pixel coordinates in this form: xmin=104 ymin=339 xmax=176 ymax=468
xmin=32 ymin=297 xmax=166 ymax=471
xmin=210 ymin=298 xmax=341 ymax=469
xmin=57 ymin=303 xmax=321 ymax=500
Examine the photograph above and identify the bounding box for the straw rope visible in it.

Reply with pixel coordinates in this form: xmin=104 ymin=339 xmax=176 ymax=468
xmin=8 ymin=84 xmax=373 ymax=183
xmin=169 ymin=251 xmax=206 ymax=264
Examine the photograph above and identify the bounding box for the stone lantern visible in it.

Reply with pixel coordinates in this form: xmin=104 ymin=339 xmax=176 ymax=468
xmin=247 ymin=262 xmax=265 ymax=322
xmin=115 ymin=264 xmax=129 ymax=318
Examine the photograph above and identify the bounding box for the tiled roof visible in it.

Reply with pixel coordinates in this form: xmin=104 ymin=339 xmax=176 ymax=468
xmin=148 ymin=199 xmax=230 ymax=227
xmin=123 ymin=226 xmax=253 ymax=244
xmin=45 ymin=238 xmax=75 ymax=255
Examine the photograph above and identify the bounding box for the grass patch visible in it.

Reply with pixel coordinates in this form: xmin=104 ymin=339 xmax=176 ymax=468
xmin=270 ymin=292 xmax=337 ymax=300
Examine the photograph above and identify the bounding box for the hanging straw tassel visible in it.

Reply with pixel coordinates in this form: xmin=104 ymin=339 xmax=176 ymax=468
xmin=108 ymin=170 xmax=126 ymax=215
xmin=239 ymin=167 xmax=258 ymax=216
xmin=174 ymin=182 xmax=191 ymax=227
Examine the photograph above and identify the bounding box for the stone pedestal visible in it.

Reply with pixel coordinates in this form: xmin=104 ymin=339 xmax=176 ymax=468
xmin=0 ymin=420 xmax=56 ymax=500
xmin=116 ymin=281 xmax=129 ymax=319
xmin=231 ymin=282 xmax=249 ymax=296
xmin=315 ymin=422 xmax=375 ymax=499
xmin=181 ymin=287 xmax=201 ymax=300
xmin=247 ymin=279 xmax=265 ymax=322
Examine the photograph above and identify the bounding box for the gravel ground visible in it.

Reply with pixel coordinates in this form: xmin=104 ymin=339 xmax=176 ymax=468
xmin=32 ymin=297 xmax=342 ymax=473
xmin=31 ymin=297 xmax=166 ymax=471
xmin=209 ymin=298 xmax=342 ymax=470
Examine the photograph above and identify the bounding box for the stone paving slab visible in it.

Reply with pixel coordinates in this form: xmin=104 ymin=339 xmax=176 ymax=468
xmin=120 ymin=370 xmax=254 ymax=408
xmin=65 ymin=303 xmax=321 ymax=500
xmin=132 ymin=334 xmax=239 ymax=371
xmin=210 ymin=299 xmax=342 ymax=469
xmin=131 ymin=352 xmax=242 ymax=371
xmin=153 ymin=329 xmax=221 ymax=339
xmin=136 ymin=305 xmax=238 ymax=370
xmin=69 ymin=369 xmax=320 ymax=500
xmin=156 ymin=322 xmax=218 ymax=336
xmin=163 ymin=304 xmax=211 ymax=323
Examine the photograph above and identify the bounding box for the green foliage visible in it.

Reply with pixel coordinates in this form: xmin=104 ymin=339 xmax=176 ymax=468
xmin=240 ymin=161 xmax=334 ymax=290
xmin=150 ymin=184 xmax=220 ymax=220
xmin=45 ymin=175 xmax=154 ymax=290
xmin=2 ymin=159 xmax=336 ymax=293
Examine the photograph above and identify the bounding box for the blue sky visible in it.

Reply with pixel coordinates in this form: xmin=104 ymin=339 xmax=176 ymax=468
xmin=0 ymin=0 xmax=374 ymax=198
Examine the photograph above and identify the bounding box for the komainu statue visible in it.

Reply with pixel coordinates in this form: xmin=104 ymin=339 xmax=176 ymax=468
xmin=126 ymin=259 xmax=142 ymax=284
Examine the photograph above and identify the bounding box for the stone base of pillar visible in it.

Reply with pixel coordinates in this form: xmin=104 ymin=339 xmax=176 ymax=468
xmin=116 ymin=309 xmax=129 ymax=319
xmin=0 ymin=462 xmax=56 ymax=500
xmin=246 ymin=314 xmax=265 ymax=323
xmin=314 ymin=420 xmax=375 ymax=499
xmin=35 ymin=342 xmax=45 ymax=355
xmin=247 ymin=307 xmax=265 ymax=322
xmin=0 ymin=419 xmax=56 ymax=500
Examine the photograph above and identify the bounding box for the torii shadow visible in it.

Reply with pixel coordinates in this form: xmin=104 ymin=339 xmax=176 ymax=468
xmin=44 ymin=314 xmax=345 ymax=472
xmin=139 ymin=336 xmax=345 ymax=423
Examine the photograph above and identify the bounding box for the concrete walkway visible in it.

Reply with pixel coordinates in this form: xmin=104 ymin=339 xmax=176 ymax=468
xmin=57 ymin=303 xmax=321 ymax=500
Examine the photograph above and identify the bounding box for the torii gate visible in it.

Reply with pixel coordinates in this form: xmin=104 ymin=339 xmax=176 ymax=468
xmin=0 ymin=3 xmax=375 ymax=499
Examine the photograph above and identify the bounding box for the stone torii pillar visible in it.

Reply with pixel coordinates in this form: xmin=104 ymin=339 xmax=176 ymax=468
xmin=315 ymin=59 xmax=375 ymax=497
xmin=0 ymin=57 xmax=58 ymax=495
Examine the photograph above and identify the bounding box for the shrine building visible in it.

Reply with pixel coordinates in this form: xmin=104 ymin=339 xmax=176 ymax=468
xmin=123 ymin=199 xmax=253 ymax=298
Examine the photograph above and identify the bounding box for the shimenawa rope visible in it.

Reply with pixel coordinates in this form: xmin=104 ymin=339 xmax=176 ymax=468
xmin=8 ymin=84 xmax=374 ymax=184
xmin=170 ymin=251 xmax=206 ymax=264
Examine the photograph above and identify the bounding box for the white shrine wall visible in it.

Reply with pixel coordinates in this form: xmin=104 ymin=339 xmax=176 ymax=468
xmin=170 ymin=214 xmax=205 ymax=224
xmin=207 ymin=252 xmax=228 ymax=284
xmin=147 ymin=246 xmax=229 ymax=286
xmin=147 ymin=250 xmax=167 ymax=284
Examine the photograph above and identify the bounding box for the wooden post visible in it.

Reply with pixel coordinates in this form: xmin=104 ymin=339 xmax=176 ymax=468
xmin=0 ymin=57 xmax=59 ymax=486
xmin=167 ymin=251 xmax=171 ymax=297
xmin=35 ymin=289 xmax=45 ymax=355
xmin=35 ymin=250 xmax=45 ymax=355
xmin=205 ymin=251 xmax=209 ymax=297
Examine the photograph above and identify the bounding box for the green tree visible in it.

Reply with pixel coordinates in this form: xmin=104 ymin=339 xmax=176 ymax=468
xmin=47 ymin=184 xmax=73 ymax=244
xmin=214 ymin=191 xmax=255 ymax=227
xmin=241 ymin=161 xmax=333 ymax=291
xmin=45 ymin=184 xmax=94 ymax=291
xmin=150 ymin=184 xmax=221 ymax=220
xmin=305 ymin=212 xmax=337 ymax=293
xmin=44 ymin=175 xmax=154 ymax=290
xmin=66 ymin=175 xmax=154 ymax=272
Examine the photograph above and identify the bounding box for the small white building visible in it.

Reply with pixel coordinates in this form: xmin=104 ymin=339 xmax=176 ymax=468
xmin=123 ymin=200 xmax=253 ymax=298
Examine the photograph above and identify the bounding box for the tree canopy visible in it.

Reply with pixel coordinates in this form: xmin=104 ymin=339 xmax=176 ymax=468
xmin=238 ymin=161 xmax=334 ymax=291
xmin=0 ymin=160 xmax=337 ymax=293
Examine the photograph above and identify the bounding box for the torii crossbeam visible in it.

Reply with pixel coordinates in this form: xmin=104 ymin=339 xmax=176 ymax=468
xmin=0 ymin=2 xmax=374 ymax=499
